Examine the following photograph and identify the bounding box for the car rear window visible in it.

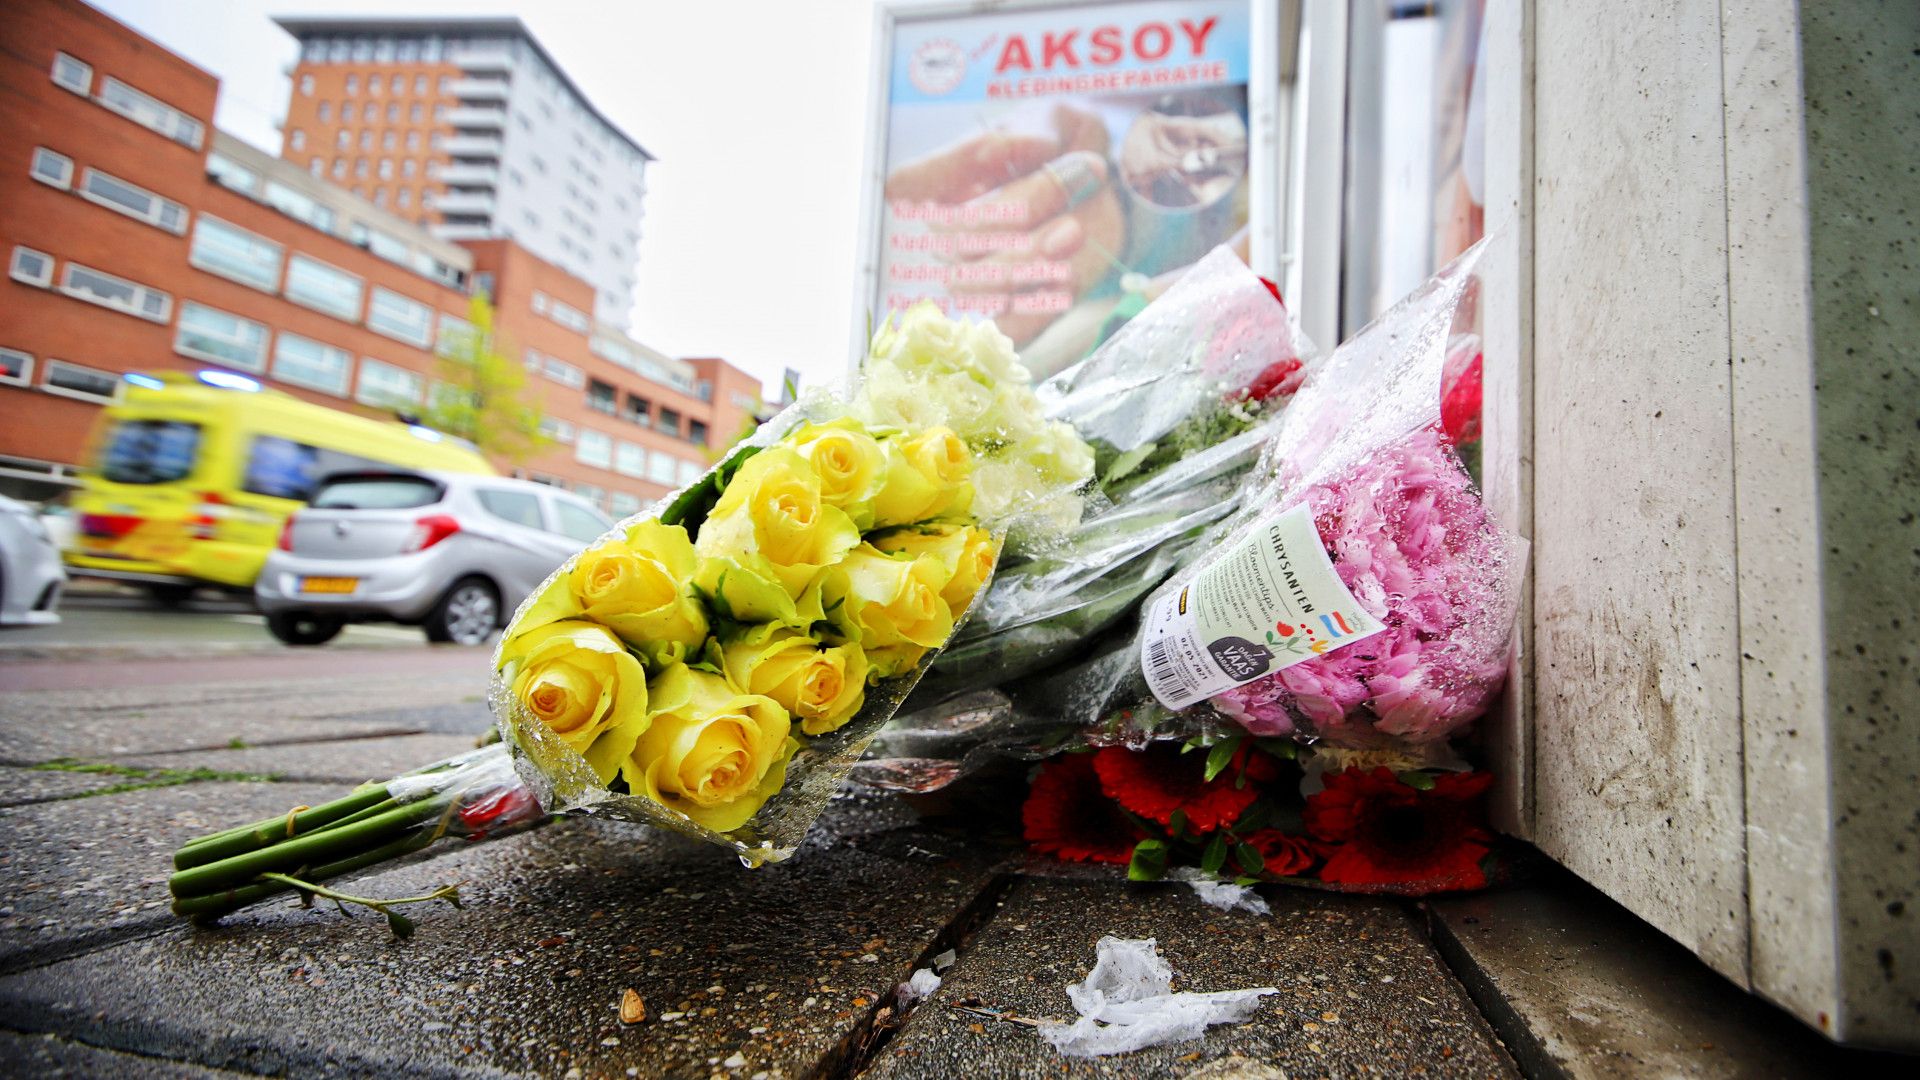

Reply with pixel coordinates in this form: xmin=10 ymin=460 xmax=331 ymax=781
xmin=310 ymin=476 xmax=441 ymax=510
xmin=99 ymin=419 xmax=200 ymax=485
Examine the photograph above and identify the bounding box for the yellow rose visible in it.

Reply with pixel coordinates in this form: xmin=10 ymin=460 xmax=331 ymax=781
xmin=622 ymin=664 xmax=799 ymax=832
xmin=720 ymin=624 xmax=868 ymax=736
xmin=869 ymin=426 xmax=975 ymax=528
xmin=822 ymin=545 xmax=955 ymax=677
xmin=694 ymin=447 xmax=861 ymax=625
xmin=499 ymin=620 xmax=650 ymax=785
xmin=870 ymin=523 xmax=999 ymax=614
xmin=515 ymin=521 xmax=707 ymax=669
xmin=790 ymin=419 xmax=885 ymax=527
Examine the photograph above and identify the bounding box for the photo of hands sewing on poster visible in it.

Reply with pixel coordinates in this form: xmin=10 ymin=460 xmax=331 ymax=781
xmin=880 ymin=91 xmax=1251 ymax=380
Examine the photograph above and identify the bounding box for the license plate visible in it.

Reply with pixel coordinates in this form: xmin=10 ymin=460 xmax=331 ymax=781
xmin=299 ymin=576 xmax=359 ymax=594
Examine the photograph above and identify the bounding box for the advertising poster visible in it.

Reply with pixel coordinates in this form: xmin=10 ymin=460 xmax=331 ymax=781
xmin=876 ymin=1 xmax=1255 ymax=378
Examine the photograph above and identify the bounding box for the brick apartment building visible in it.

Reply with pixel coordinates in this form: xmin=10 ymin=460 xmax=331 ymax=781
xmin=0 ymin=0 xmax=759 ymax=519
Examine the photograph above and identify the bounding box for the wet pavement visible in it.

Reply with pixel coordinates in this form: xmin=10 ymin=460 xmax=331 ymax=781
xmin=0 ymin=629 xmax=1893 ymax=1077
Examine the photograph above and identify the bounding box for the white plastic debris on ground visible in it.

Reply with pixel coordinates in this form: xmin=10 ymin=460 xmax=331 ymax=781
xmin=1039 ymin=936 xmax=1276 ymax=1057
xmin=1169 ymin=868 xmax=1272 ymax=915
xmin=902 ymin=967 xmax=943 ymax=1003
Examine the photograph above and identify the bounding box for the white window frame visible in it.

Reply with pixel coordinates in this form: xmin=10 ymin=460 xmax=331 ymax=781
xmin=270 ymin=333 xmax=351 ymax=396
xmin=189 ymin=215 xmax=283 ymax=293
xmin=95 ymin=76 xmax=204 ymax=150
xmin=614 ymin=441 xmax=646 ymax=478
xmin=9 ymin=246 xmax=54 ymax=288
xmin=41 ymin=359 xmax=120 ymax=403
xmin=355 ymin=358 xmax=425 ymax=408
xmin=646 ymin=454 xmax=676 ymax=485
xmin=59 ymin=262 xmax=171 ymax=323
xmin=51 ymin=53 xmax=91 ymax=95
xmin=537 ymin=416 xmax=576 ymax=444
xmin=0 ymin=347 xmax=32 ymax=387
xmin=29 ymin=147 xmax=74 ymax=189
xmin=435 ymin=313 xmax=478 ymax=359
xmin=76 ymin=167 xmax=189 ymax=235
xmin=677 ymin=460 xmax=703 ymax=486
xmin=367 ymin=287 xmax=433 ymax=347
xmin=542 ymin=357 xmax=584 ymax=389
xmin=173 ymin=301 xmax=269 ymax=372
xmin=283 ymin=253 xmax=364 ymax=322
xmin=575 ymin=428 xmax=612 ymax=470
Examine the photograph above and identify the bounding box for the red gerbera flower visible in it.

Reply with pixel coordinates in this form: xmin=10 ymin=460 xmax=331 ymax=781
xmin=1091 ymin=743 xmax=1279 ymax=834
xmin=1022 ymin=754 xmax=1142 ymax=865
xmin=1237 ymin=828 xmax=1320 ymax=877
xmin=1303 ymin=767 xmax=1494 ymax=891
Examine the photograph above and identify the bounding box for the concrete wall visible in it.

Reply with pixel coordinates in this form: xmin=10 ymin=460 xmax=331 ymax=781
xmin=1503 ymin=0 xmax=1916 ymax=1046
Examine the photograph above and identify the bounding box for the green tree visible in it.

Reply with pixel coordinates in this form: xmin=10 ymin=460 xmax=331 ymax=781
xmin=421 ymin=294 xmax=547 ymax=465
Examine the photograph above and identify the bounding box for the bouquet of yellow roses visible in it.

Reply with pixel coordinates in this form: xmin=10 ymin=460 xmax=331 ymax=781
xmin=168 ymin=305 xmax=1091 ymax=927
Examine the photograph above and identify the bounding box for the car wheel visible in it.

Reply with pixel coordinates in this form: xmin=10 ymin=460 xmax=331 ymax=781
xmin=146 ymin=583 xmax=195 ymax=608
xmin=265 ymin=611 xmax=344 ymax=646
xmin=425 ymin=577 xmax=498 ymax=646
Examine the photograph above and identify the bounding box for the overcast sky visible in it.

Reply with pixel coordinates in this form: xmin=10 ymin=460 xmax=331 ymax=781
xmin=87 ymin=0 xmax=881 ymax=398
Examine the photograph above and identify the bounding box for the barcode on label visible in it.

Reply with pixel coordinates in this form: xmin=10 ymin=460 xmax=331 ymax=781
xmin=1143 ymin=636 xmax=1198 ymax=709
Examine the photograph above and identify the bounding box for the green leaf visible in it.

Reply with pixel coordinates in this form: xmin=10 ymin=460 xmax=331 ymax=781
xmin=1167 ymin=809 xmax=1188 ymax=840
xmin=1200 ymin=834 xmax=1229 ymax=874
xmin=1397 ymin=770 xmax=1436 ymax=791
xmin=386 ymin=911 xmax=415 ymax=939
xmin=1234 ymin=800 xmax=1270 ymax=833
xmin=1203 ymin=737 xmax=1242 ymax=782
xmin=1234 ymin=843 xmax=1266 ymax=876
xmin=1104 ymin=442 xmax=1158 ymax=484
xmin=1127 ymin=839 xmax=1169 ymax=882
xmin=1254 ymin=738 xmax=1298 ymax=760
xmin=1180 ymin=737 xmax=1203 ymax=755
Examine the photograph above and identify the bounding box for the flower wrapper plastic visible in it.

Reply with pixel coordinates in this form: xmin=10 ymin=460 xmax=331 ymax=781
xmin=490 ymin=306 xmax=1093 ymax=865
xmin=861 ymin=239 xmax=1522 ymax=807
xmin=906 ymin=247 xmax=1318 ymax=708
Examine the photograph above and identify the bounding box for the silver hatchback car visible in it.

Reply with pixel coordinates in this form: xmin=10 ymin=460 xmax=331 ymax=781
xmin=255 ymin=470 xmax=613 ymax=646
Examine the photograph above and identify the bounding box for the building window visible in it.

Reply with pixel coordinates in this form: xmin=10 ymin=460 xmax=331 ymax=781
xmin=397 ymin=41 xmax=418 ymax=63
xmin=543 ymin=356 xmax=585 ymax=389
xmin=336 ymin=129 xmax=351 ymax=150
xmin=0 ymin=348 xmax=33 ymax=386
xmin=572 ymin=483 xmax=606 ymax=511
xmin=437 ymin=75 xmax=451 ymax=94
xmin=77 ymin=168 xmax=189 ymax=234
xmin=309 ymin=159 xmax=324 ymax=177
xmin=586 ymin=379 xmax=616 ymax=414
xmin=366 ymin=287 xmax=432 ymax=346
xmin=433 ymin=103 xmax=448 ymax=123
xmin=395 ymin=187 xmax=411 ymax=208
xmin=189 ymin=217 xmax=282 ymax=292
xmin=414 ymin=74 xmax=428 ymax=94
xmin=610 ymin=492 xmax=642 ymax=518
xmin=174 ymin=301 xmax=268 ymax=371
xmin=96 ymin=76 xmax=204 ymax=149
xmin=647 ymin=453 xmax=675 ymax=485
xmin=206 ymin=153 xmax=258 ymax=193
xmin=317 ymin=101 xmax=331 ymax=122
xmin=378 ymin=158 xmax=393 ymax=179
xmin=678 ymin=460 xmax=702 ymax=486
xmin=344 ymin=74 xmax=359 ymax=94
xmin=537 ymin=416 xmax=576 ymax=444
xmin=52 ymin=52 xmax=93 ymax=94
xmin=298 ymin=74 xmax=314 ymax=95
xmin=373 ymin=188 xmax=387 ymax=206
xmin=354 ymin=158 xmax=369 ymax=178
xmin=531 ymin=290 xmax=549 ymax=314
xmin=401 ymin=158 xmax=417 ymax=178
xmin=386 ymin=103 xmax=399 ymax=124
xmin=409 ymin=103 xmax=423 ymax=124
xmin=29 ymin=147 xmax=74 ymax=188
xmin=42 ymin=360 xmax=119 ymax=403
xmin=59 ymin=263 xmax=171 ymax=322
xmin=284 ymin=254 xmax=364 ymax=321
xmin=289 ymin=129 xmax=306 ymax=151
xmin=359 ymin=130 xmax=373 ymax=150
xmin=622 ymin=394 xmax=651 ymax=426
xmin=331 ymin=159 xmax=346 ymax=180
xmin=615 ymin=441 xmax=646 ymax=477
xmin=549 ymin=299 xmax=590 ymax=334
xmin=262 ymin=179 xmax=335 ymax=232
xmin=689 ymin=419 xmax=709 ymax=445
xmin=356 ymin=358 xmax=424 ymax=408
xmin=390 ymin=74 xmax=405 ymax=95
xmin=272 ymin=333 xmax=351 ymax=395
xmin=657 ymin=408 xmax=681 ymax=436
xmin=575 ymin=429 xmax=612 ymax=469
xmin=436 ymin=314 xmax=477 ymax=358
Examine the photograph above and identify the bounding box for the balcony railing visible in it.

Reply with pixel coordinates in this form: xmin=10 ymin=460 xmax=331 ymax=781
xmin=439 ymin=163 xmax=499 ymax=188
xmin=447 ymin=77 xmax=510 ymax=101
xmin=433 ymin=191 xmax=496 ymax=216
xmin=443 ymin=135 xmax=504 ymax=158
xmin=447 ymin=106 xmax=507 ymax=130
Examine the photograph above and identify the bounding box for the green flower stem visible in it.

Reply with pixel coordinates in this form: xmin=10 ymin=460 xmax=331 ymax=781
xmin=168 ymin=797 xmax=447 ymax=900
xmin=170 ymin=827 xmax=444 ymax=921
xmin=173 ymin=786 xmax=392 ymax=870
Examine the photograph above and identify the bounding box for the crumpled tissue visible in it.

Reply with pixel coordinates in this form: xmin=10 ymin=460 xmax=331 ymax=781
xmin=1039 ymin=936 xmax=1276 ymax=1057
xmin=1170 ymin=868 xmax=1272 ymax=915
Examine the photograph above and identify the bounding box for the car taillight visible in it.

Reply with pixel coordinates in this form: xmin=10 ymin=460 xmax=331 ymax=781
xmin=404 ymin=514 xmax=461 ymax=553
xmin=276 ymin=515 xmax=297 ymax=552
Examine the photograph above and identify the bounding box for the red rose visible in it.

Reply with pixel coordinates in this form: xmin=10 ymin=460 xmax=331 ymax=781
xmin=1238 ymin=828 xmax=1319 ymax=877
xmin=1244 ymin=358 xmax=1305 ymax=402
xmin=1022 ymin=754 xmax=1142 ymax=865
xmin=1303 ymin=767 xmax=1494 ymax=891
xmin=1441 ymin=351 xmax=1483 ymax=444
xmin=456 ymin=783 xmax=542 ymax=840
xmin=1091 ymin=743 xmax=1278 ymax=834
